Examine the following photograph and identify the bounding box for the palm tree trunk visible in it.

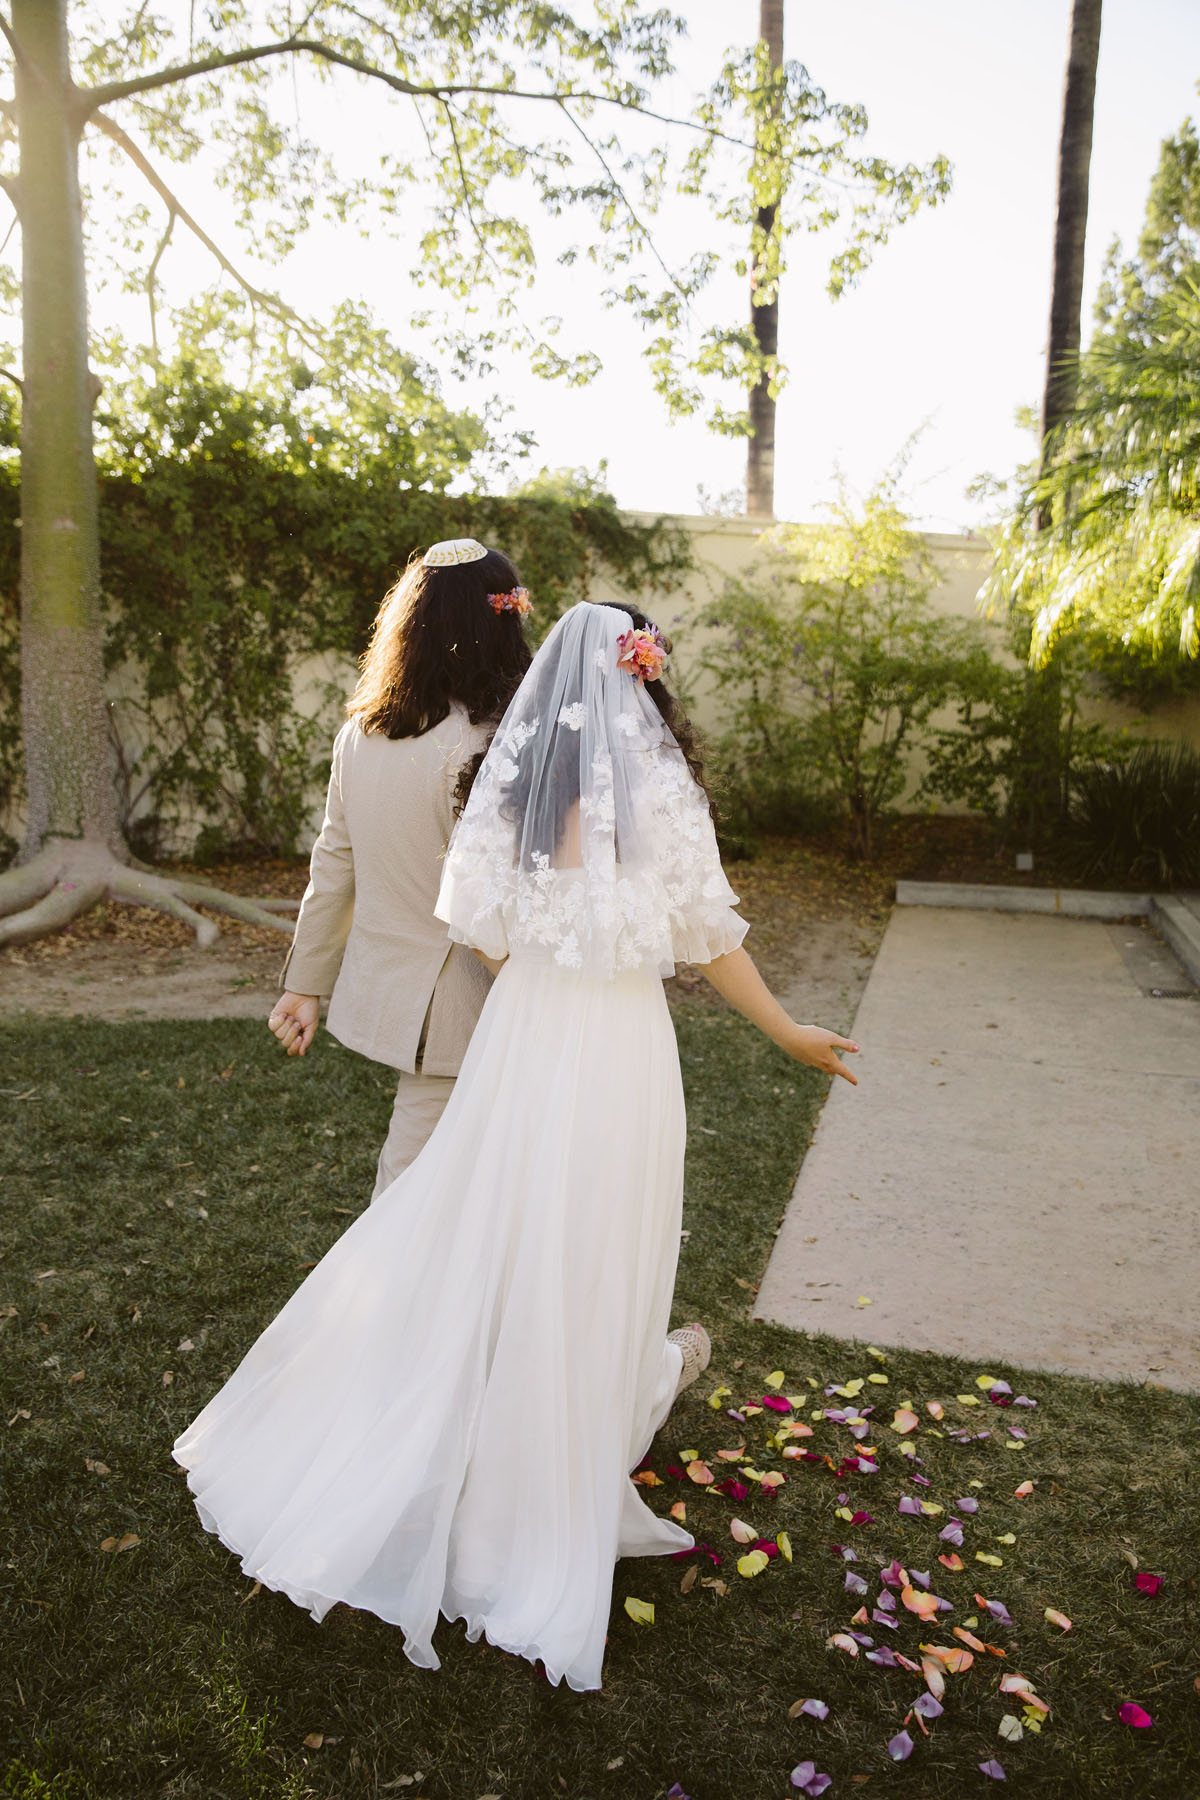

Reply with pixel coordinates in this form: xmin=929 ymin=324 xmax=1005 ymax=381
xmin=14 ymin=0 xmax=119 ymax=858
xmin=745 ymin=0 xmax=783 ymax=519
xmin=1019 ymin=0 xmax=1103 ymax=845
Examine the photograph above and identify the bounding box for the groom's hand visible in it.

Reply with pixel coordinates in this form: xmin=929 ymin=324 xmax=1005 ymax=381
xmin=268 ymin=992 xmax=320 ymax=1057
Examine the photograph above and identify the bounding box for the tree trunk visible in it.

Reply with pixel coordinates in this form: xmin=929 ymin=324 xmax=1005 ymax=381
xmin=0 ymin=2 xmax=291 ymax=946
xmin=1040 ymin=0 xmax=1103 ymax=472
xmin=14 ymin=0 xmax=120 ymax=859
xmin=1019 ymin=0 xmax=1103 ymax=846
xmin=745 ymin=0 xmax=783 ymax=519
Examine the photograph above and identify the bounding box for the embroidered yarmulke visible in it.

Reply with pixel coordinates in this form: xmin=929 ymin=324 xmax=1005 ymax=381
xmin=422 ymin=538 xmax=488 ymax=567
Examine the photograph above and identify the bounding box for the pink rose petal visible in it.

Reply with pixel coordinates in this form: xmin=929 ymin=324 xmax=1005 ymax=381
xmin=1132 ymin=1571 xmax=1163 ymax=1596
xmin=1118 ymin=1702 xmax=1153 ymax=1729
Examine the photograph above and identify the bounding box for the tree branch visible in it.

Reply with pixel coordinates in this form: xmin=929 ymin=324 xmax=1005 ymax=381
xmin=87 ymin=109 xmax=327 ymax=360
xmin=77 ymin=35 xmax=756 ymax=152
xmin=0 ymin=13 xmax=21 ymax=67
xmin=0 ymin=364 xmax=23 ymax=395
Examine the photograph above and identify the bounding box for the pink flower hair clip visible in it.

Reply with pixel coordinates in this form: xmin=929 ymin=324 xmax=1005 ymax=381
xmin=616 ymin=625 xmax=667 ymax=684
xmin=487 ymin=586 xmax=533 ymax=617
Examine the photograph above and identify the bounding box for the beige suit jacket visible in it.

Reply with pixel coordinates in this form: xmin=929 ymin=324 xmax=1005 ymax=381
xmin=281 ymin=710 xmax=493 ymax=1077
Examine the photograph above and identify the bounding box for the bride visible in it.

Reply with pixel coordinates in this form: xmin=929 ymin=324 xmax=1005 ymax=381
xmin=173 ymin=597 xmax=859 ymax=1693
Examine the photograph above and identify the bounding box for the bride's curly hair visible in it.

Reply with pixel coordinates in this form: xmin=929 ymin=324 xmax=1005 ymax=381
xmin=453 ymin=602 xmax=715 ymax=818
xmin=348 ymin=548 xmax=532 ymax=739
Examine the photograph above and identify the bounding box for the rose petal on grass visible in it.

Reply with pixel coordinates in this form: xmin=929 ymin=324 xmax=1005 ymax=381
xmin=762 ymin=1394 xmax=792 ymax=1413
xmin=955 ymin=1496 xmax=980 ymax=1514
xmin=826 ymin=1632 xmax=859 ymax=1657
xmin=938 ymin=1552 xmax=966 ymax=1572
xmin=849 ymin=1606 xmax=870 ymax=1626
xmin=978 ymin=1760 xmax=1007 ymax=1781
xmin=887 ymin=1731 xmax=915 ymax=1762
xmin=921 ymin=1644 xmax=974 ymax=1674
xmin=790 ymin=1764 xmax=832 ymax=1798
xmin=953 ymin=1627 xmax=988 ymax=1653
xmin=898 ymin=1495 xmax=923 ymax=1516
xmin=901 ymin=1584 xmax=940 ymax=1621
xmin=718 ymin=1478 xmax=750 ymax=1500
xmin=1133 ymin=1571 xmax=1163 ymax=1596
xmin=777 ymin=1531 xmax=793 ymax=1563
xmin=623 ymin=1597 xmax=654 ymax=1626
xmin=789 ymin=1698 xmax=830 ymax=1721
xmin=891 ymin=1408 xmax=919 ymax=1434
xmin=926 ymin=1400 xmax=945 ymax=1419
xmin=913 ymin=1692 xmax=944 ymax=1720
xmin=766 ymin=1369 xmax=786 ymax=1388
xmin=939 ymin=1521 xmax=964 ymax=1545
xmin=845 ymin=1571 xmax=868 ymax=1595
xmin=998 ymin=1715 xmax=1023 ymax=1742
xmin=880 ymin=1559 xmax=907 ymax=1588
xmin=729 ymin=1518 xmax=758 ymax=1544
xmin=1014 ymin=1480 xmax=1035 ymax=1497
xmin=669 ymin=1501 xmax=687 ymax=1524
xmin=975 ymin=1552 xmax=1004 ymax=1567
xmin=1118 ymin=1702 xmax=1153 ymax=1729
xmin=1044 ymin=1607 xmax=1072 ymax=1632
xmin=919 ymin=1658 xmax=945 ymax=1700
xmin=737 ymin=1550 xmax=770 ymax=1578
xmin=866 ymin=1645 xmax=899 ymax=1667
xmin=975 ymin=1593 xmax=1014 ymax=1626
xmin=685 ymin=1460 xmax=714 ymax=1485
xmin=632 ymin=1470 xmax=662 ymax=1486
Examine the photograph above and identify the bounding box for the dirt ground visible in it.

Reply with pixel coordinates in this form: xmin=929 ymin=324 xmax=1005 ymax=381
xmin=0 ymin=839 xmax=894 ymax=1033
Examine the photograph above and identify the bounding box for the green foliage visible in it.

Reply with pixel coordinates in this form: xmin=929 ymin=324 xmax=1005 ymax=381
xmin=1066 ymin=739 xmax=1200 ymax=888
xmin=702 ymin=479 xmax=989 ymax=857
xmin=987 ymin=118 xmax=1200 ymax=666
xmin=919 ymin=636 xmax=1128 ymax=834
xmin=4 ymin=3 xmax=950 ymax=442
xmin=0 ymin=372 xmax=689 ymax=859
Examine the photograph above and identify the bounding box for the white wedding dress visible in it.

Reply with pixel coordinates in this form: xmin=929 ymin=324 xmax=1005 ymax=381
xmin=173 ymin=603 xmax=747 ymax=1692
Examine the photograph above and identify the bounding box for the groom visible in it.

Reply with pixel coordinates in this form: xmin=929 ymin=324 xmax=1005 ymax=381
xmin=268 ymin=538 xmax=531 ymax=1198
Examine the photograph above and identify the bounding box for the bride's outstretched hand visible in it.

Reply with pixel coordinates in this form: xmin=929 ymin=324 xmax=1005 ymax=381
xmin=780 ymin=1023 xmax=860 ymax=1085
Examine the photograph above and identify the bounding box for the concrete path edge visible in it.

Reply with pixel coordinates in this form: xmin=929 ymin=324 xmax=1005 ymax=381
xmin=895 ymin=881 xmax=1200 ymax=985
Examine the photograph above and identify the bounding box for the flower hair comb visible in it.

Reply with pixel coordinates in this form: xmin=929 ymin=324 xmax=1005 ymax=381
xmin=488 ymin=587 xmax=533 ymax=617
xmin=616 ymin=625 xmax=667 ymax=683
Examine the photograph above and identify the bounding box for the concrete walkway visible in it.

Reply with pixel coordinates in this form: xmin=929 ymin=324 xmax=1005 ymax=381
xmin=754 ymin=906 xmax=1200 ymax=1391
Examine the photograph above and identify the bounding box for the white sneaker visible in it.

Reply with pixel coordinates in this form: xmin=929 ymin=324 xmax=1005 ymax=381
xmin=667 ymin=1322 xmax=712 ymax=1398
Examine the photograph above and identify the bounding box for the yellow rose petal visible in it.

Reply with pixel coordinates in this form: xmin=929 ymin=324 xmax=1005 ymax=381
xmin=624 ymin=1596 xmax=655 ymax=1626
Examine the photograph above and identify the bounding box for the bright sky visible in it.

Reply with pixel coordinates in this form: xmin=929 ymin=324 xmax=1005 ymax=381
xmin=81 ymin=1 xmax=1200 ymax=532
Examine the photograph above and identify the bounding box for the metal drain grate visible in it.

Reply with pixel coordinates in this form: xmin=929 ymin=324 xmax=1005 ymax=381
xmin=1148 ymin=987 xmax=1200 ymax=1000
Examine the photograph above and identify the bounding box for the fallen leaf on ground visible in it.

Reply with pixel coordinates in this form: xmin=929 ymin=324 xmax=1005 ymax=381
xmin=680 ymin=1564 xmax=699 ymax=1594
xmin=99 ymin=1533 xmax=140 ymax=1553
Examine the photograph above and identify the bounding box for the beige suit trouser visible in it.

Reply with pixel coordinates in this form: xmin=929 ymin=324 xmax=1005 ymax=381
xmin=370 ymin=1066 xmax=456 ymax=1201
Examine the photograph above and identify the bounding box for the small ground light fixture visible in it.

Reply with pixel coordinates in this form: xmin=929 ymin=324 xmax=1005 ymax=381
xmin=1015 ymin=851 xmax=1034 ymax=872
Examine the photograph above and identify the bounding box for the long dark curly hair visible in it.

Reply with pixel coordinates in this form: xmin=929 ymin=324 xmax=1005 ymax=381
xmin=453 ymin=601 xmax=714 ymax=820
xmin=348 ymin=548 xmax=532 ymax=739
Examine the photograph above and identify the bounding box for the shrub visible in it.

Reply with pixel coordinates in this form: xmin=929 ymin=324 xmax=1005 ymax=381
xmin=1066 ymin=740 xmax=1200 ymax=888
xmin=702 ymin=478 xmax=991 ymax=858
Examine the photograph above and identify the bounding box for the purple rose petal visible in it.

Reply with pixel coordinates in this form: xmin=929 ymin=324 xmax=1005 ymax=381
xmin=1007 ymin=1426 xmax=1028 ymax=1440
xmin=880 ymin=1558 xmax=906 ymax=1588
xmin=866 ymin=1645 xmax=898 ymax=1667
xmin=909 ymin=1569 xmax=931 ymax=1589
xmin=955 ymin=1497 xmax=980 ymax=1514
xmin=913 ymin=1692 xmax=944 ymax=1720
xmin=847 ymin=1630 xmax=874 ymax=1646
xmin=875 ymin=1590 xmax=897 ymax=1611
xmin=978 ymin=1759 xmax=1007 ymax=1781
xmin=797 ymin=1698 xmax=830 ymax=1721
xmin=871 ymin=1607 xmax=899 ymax=1630
xmin=939 ymin=1521 xmax=964 ymax=1545
xmin=982 ymin=1597 xmax=1013 ymax=1626
xmin=845 ymin=1571 xmax=868 ymax=1595
xmin=887 ymin=1730 xmax=915 ymax=1762
xmin=1013 ymin=1395 xmax=1037 ymax=1407
xmin=898 ymin=1495 xmax=923 ymax=1516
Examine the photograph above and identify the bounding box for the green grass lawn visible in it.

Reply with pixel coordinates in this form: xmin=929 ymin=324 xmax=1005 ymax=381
xmin=1 ymin=1013 xmax=1196 ymax=1800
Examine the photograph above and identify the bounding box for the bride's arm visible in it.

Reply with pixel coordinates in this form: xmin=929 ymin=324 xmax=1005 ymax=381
xmin=471 ymin=947 xmax=508 ymax=977
xmin=696 ymin=945 xmax=860 ymax=1085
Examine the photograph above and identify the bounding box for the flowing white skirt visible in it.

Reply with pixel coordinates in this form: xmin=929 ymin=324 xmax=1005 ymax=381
xmin=173 ymin=958 xmax=693 ymax=1692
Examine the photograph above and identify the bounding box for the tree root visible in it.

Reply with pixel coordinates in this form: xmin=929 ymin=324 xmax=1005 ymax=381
xmin=0 ymin=839 xmax=296 ymax=951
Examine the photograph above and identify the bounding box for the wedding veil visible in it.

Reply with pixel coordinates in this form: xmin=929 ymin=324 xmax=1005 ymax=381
xmin=435 ymin=601 xmax=748 ymax=979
